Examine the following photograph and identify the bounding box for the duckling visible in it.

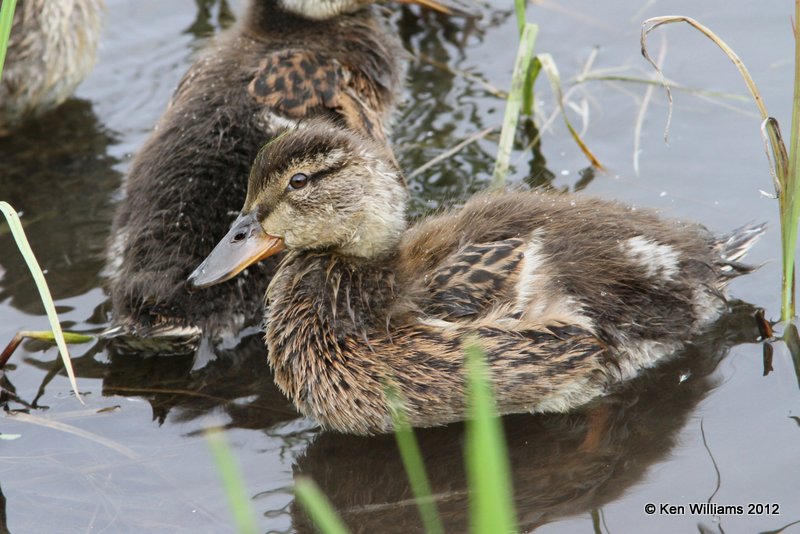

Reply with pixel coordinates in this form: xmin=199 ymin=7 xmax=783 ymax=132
xmin=187 ymin=120 xmax=765 ymax=435
xmin=107 ymin=0 xmax=459 ymax=350
xmin=0 ymin=0 xmax=104 ymax=134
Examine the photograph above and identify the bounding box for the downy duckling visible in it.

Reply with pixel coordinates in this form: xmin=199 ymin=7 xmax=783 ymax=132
xmin=107 ymin=0 xmax=459 ymax=351
xmin=0 ymin=0 xmax=104 ymax=134
xmin=188 ymin=121 xmax=764 ymax=434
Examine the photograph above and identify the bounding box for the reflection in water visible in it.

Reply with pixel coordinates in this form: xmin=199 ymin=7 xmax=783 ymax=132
xmin=288 ymin=302 xmax=761 ymax=532
xmin=0 ymin=483 xmax=7 ymax=534
xmin=184 ymin=0 xmax=235 ymax=39
xmin=392 ymin=6 xmax=592 ymax=212
xmin=9 ymin=301 xmax=763 ymax=530
xmin=102 ymin=335 xmax=296 ymax=429
xmin=0 ymin=98 xmax=121 ymax=313
xmin=393 ymin=7 xmax=502 ymax=214
xmin=17 ymin=334 xmax=297 ymax=429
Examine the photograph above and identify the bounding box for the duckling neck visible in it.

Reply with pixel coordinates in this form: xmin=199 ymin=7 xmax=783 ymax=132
xmin=267 ymin=250 xmax=399 ymax=342
xmin=265 ymin=250 xmax=402 ymax=431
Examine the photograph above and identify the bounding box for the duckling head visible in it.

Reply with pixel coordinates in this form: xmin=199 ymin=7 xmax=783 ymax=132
xmin=187 ymin=120 xmax=408 ymax=289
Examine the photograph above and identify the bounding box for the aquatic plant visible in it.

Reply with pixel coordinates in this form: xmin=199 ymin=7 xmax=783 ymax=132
xmin=0 ymin=0 xmax=84 ymax=400
xmin=205 ymin=428 xmax=258 ymax=534
xmin=492 ymin=0 xmax=603 ymax=187
xmin=641 ymin=2 xmax=800 ymax=321
xmin=463 ymin=341 xmax=517 ymax=534
xmin=388 ymin=388 xmax=446 ymax=534
xmin=0 ymin=202 xmax=82 ymax=399
xmin=0 ymin=0 xmax=16 ymax=81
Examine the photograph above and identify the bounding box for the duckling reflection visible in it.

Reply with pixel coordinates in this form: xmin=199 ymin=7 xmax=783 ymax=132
xmin=12 ymin=331 xmax=297 ymax=427
xmin=289 ymin=302 xmax=761 ymax=532
xmin=101 ymin=335 xmax=297 ymax=428
xmin=0 ymin=99 xmax=120 ymax=312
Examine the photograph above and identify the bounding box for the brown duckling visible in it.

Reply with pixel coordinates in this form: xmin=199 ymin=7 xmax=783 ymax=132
xmin=106 ymin=0 xmax=459 ymax=350
xmin=0 ymin=0 xmax=104 ymax=134
xmin=188 ymin=121 xmax=764 ymax=434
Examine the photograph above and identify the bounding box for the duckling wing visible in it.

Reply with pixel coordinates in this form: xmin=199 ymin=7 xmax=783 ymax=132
xmin=421 ymin=238 xmax=526 ymax=321
xmin=247 ymin=50 xmax=384 ymax=142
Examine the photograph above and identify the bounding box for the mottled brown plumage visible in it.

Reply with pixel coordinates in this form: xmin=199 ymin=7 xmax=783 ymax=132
xmin=107 ymin=0 xmax=451 ymax=350
xmin=189 ymin=121 xmax=764 ymax=434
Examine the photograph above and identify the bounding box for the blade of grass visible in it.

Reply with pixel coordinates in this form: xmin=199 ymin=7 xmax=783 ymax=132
xmin=513 ymin=0 xmax=538 ymax=116
xmin=0 ymin=0 xmax=17 ymax=80
xmin=464 ymin=338 xmax=517 ymax=534
xmin=782 ymin=0 xmax=800 ymax=320
xmin=294 ymin=477 xmax=350 ymax=534
xmin=514 ymin=0 xmax=526 ymax=36
xmin=1 ymin=330 xmax=93 ymax=368
xmin=0 ymin=202 xmax=81 ymax=401
xmin=205 ymin=428 xmax=257 ymax=534
xmin=491 ymin=22 xmax=538 ymax=188
xmin=576 ymin=74 xmax=751 ymax=101
xmin=760 ymin=118 xmax=788 ymax=198
xmin=535 ymin=53 xmax=605 ymax=170
xmin=387 ymin=389 xmax=445 ymax=534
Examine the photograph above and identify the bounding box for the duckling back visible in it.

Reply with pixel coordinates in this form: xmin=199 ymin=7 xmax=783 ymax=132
xmin=400 ymin=191 xmax=764 ymax=377
xmin=106 ymin=2 xmax=406 ymax=349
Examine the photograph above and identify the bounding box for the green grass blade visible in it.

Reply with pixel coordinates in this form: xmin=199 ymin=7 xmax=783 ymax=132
xmin=388 ymin=390 xmax=445 ymax=534
xmin=514 ymin=0 xmax=536 ymax=116
xmin=513 ymin=0 xmax=526 ymax=36
xmin=0 ymin=201 xmax=81 ymax=401
xmin=521 ymin=53 xmax=540 ymax=117
xmin=295 ymin=477 xmax=350 ymax=534
xmin=464 ymin=339 xmax=517 ymax=534
xmin=205 ymin=428 xmax=258 ymax=534
xmin=20 ymin=330 xmax=94 ymax=344
xmin=0 ymin=0 xmax=17 ymax=81
xmin=781 ymin=0 xmax=800 ymax=320
xmin=491 ymin=22 xmax=538 ymax=188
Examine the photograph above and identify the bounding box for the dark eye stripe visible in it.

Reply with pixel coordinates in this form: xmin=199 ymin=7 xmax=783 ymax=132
xmin=285 ymin=161 xmax=346 ymax=192
xmin=308 ymin=166 xmax=341 ymax=182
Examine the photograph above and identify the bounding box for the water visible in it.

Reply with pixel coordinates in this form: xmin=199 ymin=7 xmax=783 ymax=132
xmin=1 ymin=0 xmax=799 ymax=532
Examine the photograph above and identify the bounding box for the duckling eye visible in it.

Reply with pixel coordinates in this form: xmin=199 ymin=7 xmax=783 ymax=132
xmin=288 ymin=173 xmax=309 ymax=190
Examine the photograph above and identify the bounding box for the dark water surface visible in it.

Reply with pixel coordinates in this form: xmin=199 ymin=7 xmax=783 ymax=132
xmin=1 ymin=0 xmax=799 ymax=532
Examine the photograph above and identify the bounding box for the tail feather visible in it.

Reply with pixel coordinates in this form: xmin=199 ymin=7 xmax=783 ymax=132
xmin=714 ymin=222 xmax=767 ymax=279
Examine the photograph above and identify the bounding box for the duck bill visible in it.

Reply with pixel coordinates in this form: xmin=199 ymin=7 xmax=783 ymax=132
xmin=187 ymin=212 xmax=285 ymax=289
xmin=398 ymin=0 xmax=477 ymax=17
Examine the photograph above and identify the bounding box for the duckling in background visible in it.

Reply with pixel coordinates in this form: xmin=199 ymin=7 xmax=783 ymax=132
xmin=188 ymin=121 xmax=765 ymax=435
xmin=0 ymin=0 xmax=104 ymax=134
xmin=106 ymin=0 xmax=460 ymax=351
